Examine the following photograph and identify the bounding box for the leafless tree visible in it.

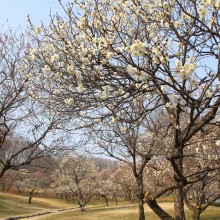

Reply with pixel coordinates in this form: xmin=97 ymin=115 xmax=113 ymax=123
xmin=0 ymin=27 xmax=60 ymax=179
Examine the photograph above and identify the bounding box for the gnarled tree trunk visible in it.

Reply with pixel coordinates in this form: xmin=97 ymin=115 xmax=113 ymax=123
xmin=28 ymin=189 xmax=36 ymax=204
xmin=146 ymin=198 xmax=174 ymax=220
xmin=80 ymin=204 xmax=85 ymax=212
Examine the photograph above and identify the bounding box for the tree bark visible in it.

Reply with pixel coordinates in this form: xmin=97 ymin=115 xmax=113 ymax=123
xmin=138 ymin=198 xmax=145 ymax=220
xmin=80 ymin=204 xmax=85 ymax=212
xmin=104 ymin=195 xmax=109 ymax=206
xmin=136 ymin=175 xmax=145 ymax=220
xmin=146 ymin=199 xmax=174 ymax=220
xmin=174 ymin=186 xmax=185 ymax=220
xmin=184 ymin=192 xmax=203 ymax=220
xmin=28 ymin=194 xmax=33 ymax=204
xmin=191 ymin=208 xmax=202 ymax=220
xmin=171 ymin=144 xmax=186 ymax=220
xmin=114 ymin=187 xmax=118 ymax=205
xmin=6 ymin=182 xmax=12 ymax=191
xmin=28 ymin=189 xmax=37 ymax=204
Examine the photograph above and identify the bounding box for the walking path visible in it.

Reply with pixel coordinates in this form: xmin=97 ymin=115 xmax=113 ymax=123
xmin=4 ymin=207 xmax=77 ymax=220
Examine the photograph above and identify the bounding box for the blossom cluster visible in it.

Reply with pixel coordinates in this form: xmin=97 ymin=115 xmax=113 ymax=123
xmin=175 ymin=61 xmax=197 ymax=80
xmin=24 ymin=0 xmax=220 ymax=128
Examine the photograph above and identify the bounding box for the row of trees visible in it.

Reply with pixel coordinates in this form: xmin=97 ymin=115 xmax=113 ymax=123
xmin=1 ymin=0 xmax=220 ymax=220
xmin=1 ymin=153 xmax=220 ymax=219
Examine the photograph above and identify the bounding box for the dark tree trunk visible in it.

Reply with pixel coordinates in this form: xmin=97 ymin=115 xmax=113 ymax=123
xmin=28 ymin=194 xmax=33 ymax=204
xmin=114 ymin=187 xmax=118 ymax=205
xmin=192 ymin=209 xmax=201 ymax=220
xmin=17 ymin=186 xmax=21 ymax=194
xmin=127 ymin=189 xmax=132 ymax=203
xmin=6 ymin=182 xmax=12 ymax=191
xmin=172 ymin=145 xmax=186 ymax=220
xmin=104 ymin=195 xmax=109 ymax=206
xmin=28 ymin=189 xmax=37 ymax=204
xmin=1 ymin=185 xmax=5 ymax=192
xmin=0 ymin=167 xmax=8 ymax=179
xmin=138 ymin=198 xmax=145 ymax=220
xmin=146 ymin=199 xmax=174 ymax=220
xmin=136 ymin=175 xmax=145 ymax=220
xmin=174 ymin=186 xmax=185 ymax=220
xmin=80 ymin=204 xmax=85 ymax=212
xmin=77 ymin=193 xmax=94 ymax=212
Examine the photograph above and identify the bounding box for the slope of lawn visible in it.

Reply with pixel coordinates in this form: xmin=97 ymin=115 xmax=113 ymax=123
xmin=0 ymin=192 xmax=75 ymax=219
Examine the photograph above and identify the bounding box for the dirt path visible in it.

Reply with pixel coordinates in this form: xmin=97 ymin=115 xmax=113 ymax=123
xmin=4 ymin=207 xmax=78 ymax=220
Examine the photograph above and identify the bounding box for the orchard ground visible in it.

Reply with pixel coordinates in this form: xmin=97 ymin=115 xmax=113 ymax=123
xmin=0 ymin=193 xmax=220 ymax=220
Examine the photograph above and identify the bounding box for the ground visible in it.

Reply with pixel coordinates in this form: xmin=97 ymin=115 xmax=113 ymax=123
xmin=0 ymin=193 xmax=220 ymax=220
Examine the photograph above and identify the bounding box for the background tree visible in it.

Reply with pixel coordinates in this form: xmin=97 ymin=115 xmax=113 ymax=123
xmin=23 ymin=170 xmax=47 ymax=204
xmin=183 ymin=130 xmax=220 ymax=220
xmin=52 ymin=154 xmax=99 ymax=211
xmin=184 ymin=171 xmax=220 ymax=220
xmin=0 ymin=170 xmax=15 ymax=192
xmin=89 ymin=97 xmax=155 ymax=220
xmin=0 ymin=27 xmax=62 ymax=180
xmin=110 ymin=164 xmax=137 ymax=204
xmin=96 ymin=168 xmax=115 ymax=206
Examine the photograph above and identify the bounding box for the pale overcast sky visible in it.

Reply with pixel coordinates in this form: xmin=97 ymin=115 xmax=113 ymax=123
xmin=0 ymin=0 xmax=69 ymax=29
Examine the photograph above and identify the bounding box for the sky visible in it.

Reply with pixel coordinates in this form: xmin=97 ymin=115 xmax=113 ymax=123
xmin=0 ymin=0 xmax=69 ymax=30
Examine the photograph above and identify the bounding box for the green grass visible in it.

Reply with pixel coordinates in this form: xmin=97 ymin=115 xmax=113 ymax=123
xmin=0 ymin=193 xmax=219 ymax=220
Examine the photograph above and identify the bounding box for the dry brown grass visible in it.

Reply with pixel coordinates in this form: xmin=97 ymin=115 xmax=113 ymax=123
xmin=1 ymin=193 xmax=220 ymax=220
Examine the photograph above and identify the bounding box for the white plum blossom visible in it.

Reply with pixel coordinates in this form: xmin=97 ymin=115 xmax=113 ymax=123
xmin=106 ymin=52 xmax=114 ymax=59
xmin=202 ymin=0 xmax=216 ymax=6
xmin=166 ymin=102 xmax=177 ymax=109
xmin=35 ymin=27 xmax=41 ymax=35
xmin=29 ymin=48 xmax=37 ymax=60
xmin=160 ymin=86 xmax=166 ymax=93
xmin=77 ymin=83 xmax=85 ymax=93
xmin=175 ymin=62 xmax=197 ymax=80
xmin=64 ymin=98 xmax=74 ymax=105
xmin=67 ymin=65 xmax=75 ymax=75
xmin=51 ymin=54 xmax=60 ymax=62
xmin=163 ymin=1 xmax=170 ymax=10
xmin=126 ymin=65 xmax=139 ymax=75
xmin=43 ymin=65 xmax=50 ymax=73
xmin=198 ymin=4 xmax=207 ymax=18
xmin=102 ymin=85 xmax=110 ymax=100
xmin=80 ymin=111 xmax=87 ymax=117
xmin=216 ymin=140 xmax=220 ymax=146
xmin=130 ymin=40 xmax=145 ymax=57
xmin=179 ymin=99 xmax=186 ymax=106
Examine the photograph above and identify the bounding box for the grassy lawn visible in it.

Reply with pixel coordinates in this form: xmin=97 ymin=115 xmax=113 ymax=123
xmin=0 ymin=192 xmax=75 ymax=219
xmin=29 ymin=203 xmax=220 ymax=220
xmin=0 ymin=193 xmax=219 ymax=220
xmin=29 ymin=204 xmax=165 ymax=220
